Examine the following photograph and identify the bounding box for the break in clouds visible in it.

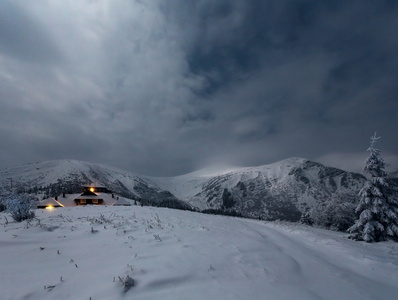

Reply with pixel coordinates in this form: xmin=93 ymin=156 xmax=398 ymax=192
xmin=0 ymin=0 xmax=397 ymax=176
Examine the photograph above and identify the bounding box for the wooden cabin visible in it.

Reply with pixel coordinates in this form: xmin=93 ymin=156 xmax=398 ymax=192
xmin=74 ymin=190 xmax=104 ymax=206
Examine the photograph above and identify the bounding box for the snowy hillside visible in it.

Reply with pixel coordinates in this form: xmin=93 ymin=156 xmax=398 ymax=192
xmin=150 ymin=158 xmax=366 ymax=220
xmin=145 ymin=164 xmax=242 ymax=203
xmin=0 ymin=158 xmax=366 ymax=219
xmin=1 ymin=206 xmax=397 ymax=300
xmin=0 ymin=159 xmax=182 ymax=207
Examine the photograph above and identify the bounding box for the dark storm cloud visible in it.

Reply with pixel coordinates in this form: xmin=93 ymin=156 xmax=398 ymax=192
xmin=165 ymin=0 xmax=398 ymax=168
xmin=0 ymin=1 xmax=62 ymax=64
xmin=0 ymin=0 xmax=397 ymax=176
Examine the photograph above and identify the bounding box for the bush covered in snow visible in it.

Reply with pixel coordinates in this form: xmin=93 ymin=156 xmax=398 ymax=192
xmin=299 ymin=212 xmax=313 ymax=226
xmin=310 ymin=197 xmax=356 ymax=231
xmin=5 ymin=194 xmax=36 ymax=222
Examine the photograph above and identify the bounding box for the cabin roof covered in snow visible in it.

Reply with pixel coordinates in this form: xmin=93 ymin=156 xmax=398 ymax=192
xmin=37 ymin=197 xmax=63 ymax=207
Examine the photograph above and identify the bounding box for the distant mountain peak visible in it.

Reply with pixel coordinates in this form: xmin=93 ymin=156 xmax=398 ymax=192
xmin=183 ymin=164 xmax=242 ymax=178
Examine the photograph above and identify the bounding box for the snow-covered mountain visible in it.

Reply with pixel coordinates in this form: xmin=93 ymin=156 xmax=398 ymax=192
xmin=0 ymin=159 xmax=183 ymax=208
xmin=150 ymin=157 xmax=366 ymax=220
xmin=0 ymin=158 xmax=366 ymax=220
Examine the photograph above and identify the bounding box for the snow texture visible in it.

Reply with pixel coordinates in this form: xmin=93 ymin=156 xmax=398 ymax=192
xmin=1 ymin=206 xmax=397 ymax=300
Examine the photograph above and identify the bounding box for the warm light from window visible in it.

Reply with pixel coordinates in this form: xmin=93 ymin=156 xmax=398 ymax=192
xmin=90 ymin=188 xmax=95 ymax=192
xmin=45 ymin=205 xmax=54 ymax=210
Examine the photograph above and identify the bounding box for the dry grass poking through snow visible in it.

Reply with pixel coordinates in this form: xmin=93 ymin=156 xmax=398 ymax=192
xmin=0 ymin=206 xmax=398 ymax=300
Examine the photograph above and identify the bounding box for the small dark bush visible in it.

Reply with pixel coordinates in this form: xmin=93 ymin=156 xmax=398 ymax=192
xmin=0 ymin=198 xmax=6 ymax=212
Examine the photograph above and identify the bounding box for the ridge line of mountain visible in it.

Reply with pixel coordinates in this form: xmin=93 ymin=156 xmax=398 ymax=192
xmin=1 ymin=157 xmax=372 ymax=221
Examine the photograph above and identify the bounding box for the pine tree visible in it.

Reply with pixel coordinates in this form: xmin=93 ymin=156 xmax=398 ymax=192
xmin=348 ymin=133 xmax=398 ymax=242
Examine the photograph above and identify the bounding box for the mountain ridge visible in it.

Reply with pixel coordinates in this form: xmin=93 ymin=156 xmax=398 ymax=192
xmin=149 ymin=157 xmax=366 ymax=220
xmin=0 ymin=159 xmax=186 ymax=209
xmin=0 ymin=158 xmax=368 ymax=220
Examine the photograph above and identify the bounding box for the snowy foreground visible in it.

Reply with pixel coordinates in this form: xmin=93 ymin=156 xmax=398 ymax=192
xmin=1 ymin=207 xmax=398 ymax=300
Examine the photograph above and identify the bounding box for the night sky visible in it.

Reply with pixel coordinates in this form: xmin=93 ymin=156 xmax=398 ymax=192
xmin=1 ymin=0 xmax=397 ymax=176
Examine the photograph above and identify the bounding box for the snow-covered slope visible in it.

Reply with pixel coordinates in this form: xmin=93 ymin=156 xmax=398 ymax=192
xmin=0 ymin=158 xmax=366 ymax=220
xmin=150 ymin=157 xmax=366 ymax=220
xmin=0 ymin=159 xmax=182 ymax=206
xmin=1 ymin=206 xmax=397 ymax=299
xmin=145 ymin=164 xmax=242 ymax=203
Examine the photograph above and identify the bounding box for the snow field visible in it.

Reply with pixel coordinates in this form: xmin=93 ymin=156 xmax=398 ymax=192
xmin=0 ymin=206 xmax=397 ymax=300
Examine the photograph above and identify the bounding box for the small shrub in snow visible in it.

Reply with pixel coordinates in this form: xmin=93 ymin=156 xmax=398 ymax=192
xmin=0 ymin=200 xmax=6 ymax=212
xmin=44 ymin=285 xmax=56 ymax=291
xmin=118 ymin=275 xmax=135 ymax=292
xmin=154 ymin=213 xmax=161 ymax=224
xmin=5 ymin=194 xmax=36 ymax=222
xmin=87 ymin=213 xmax=113 ymax=225
xmin=299 ymin=212 xmax=313 ymax=226
xmin=311 ymin=197 xmax=356 ymax=231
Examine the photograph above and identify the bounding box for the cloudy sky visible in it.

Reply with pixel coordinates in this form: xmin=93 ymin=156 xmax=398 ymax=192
xmin=1 ymin=0 xmax=397 ymax=176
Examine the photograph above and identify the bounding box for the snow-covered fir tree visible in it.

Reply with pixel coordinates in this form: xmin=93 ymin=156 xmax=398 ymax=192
xmin=348 ymin=133 xmax=398 ymax=242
